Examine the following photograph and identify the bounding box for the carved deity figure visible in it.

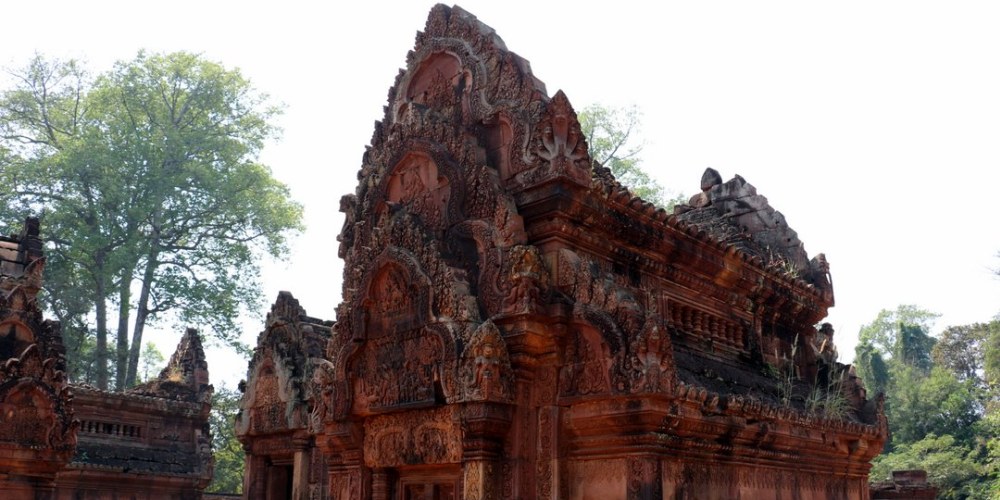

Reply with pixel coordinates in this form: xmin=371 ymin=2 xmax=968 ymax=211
xmin=628 ymin=316 xmax=674 ymax=393
xmin=503 ymin=246 xmax=548 ymax=314
xmin=461 ymin=322 xmax=513 ymax=402
xmin=385 ymin=154 xmax=451 ymax=229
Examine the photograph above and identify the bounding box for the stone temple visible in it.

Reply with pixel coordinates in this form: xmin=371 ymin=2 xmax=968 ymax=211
xmin=0 ymin=218 xmax=213 ymax=499
xmin=236 ymin=4 xmax=887 ymax=499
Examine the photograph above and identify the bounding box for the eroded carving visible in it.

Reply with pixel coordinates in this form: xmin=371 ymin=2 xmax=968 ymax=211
xmin=363 ymin=407 xmax=462 ymax=467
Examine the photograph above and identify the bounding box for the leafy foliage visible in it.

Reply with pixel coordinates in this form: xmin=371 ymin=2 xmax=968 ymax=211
xmin=871 ymin=434 xmax=988 ymax=500
xmin=858 ymin=305 xmax=940 ymax=361
xmin=0 ymin=52 xmax=303 ymax=389
xmin=138 ymin=342 xmax=165 ymax=383
xmin=886 ymin=366 xmax=981 ymax=446
xmin=577 ymin=104 xmax=684 ymax=208
xmin=207 ymin=386 xmax=245 ymax=494
xmin=857 ymin=307 xmax=1000 ymax=497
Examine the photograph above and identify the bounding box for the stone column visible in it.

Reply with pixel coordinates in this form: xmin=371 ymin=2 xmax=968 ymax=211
xmin=244 ymin=453 xmax=267 ymax=500
xmin=371 ymin=468 xmax=390 ymax=500
xmin=461 ymin=402 xmax=512 ymax=500
xmin=536 ymin=405 xmax=561 ymax=499
xmin=626 ymin=456 xmax=661 ymax=500
xmin=462 ymin=460 xmax=499 ymax=500
xmin=291 ymin=437 xmax=312 ymax=500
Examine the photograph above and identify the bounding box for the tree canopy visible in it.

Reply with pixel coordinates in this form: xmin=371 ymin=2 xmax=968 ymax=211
xmin=577 ymin=103 xmax=684 ymax=208
xmin=857 ymin=305 xmax=1000 ymax=497
xmin=0 ymin=52 xmax=303 ymax=390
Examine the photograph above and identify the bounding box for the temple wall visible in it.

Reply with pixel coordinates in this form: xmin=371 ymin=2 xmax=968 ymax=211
xmin=564 ymin=457 xmax=871 ymax=500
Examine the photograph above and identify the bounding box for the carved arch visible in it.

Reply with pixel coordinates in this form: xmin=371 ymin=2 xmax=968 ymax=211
xmin=0 ymin=319 xmax=36 ymax=358
xmin=353 ymin=246 xmax=435 ymax=342
xmin=374 ymin=141 xmax=466 ymax=231
xmin=236 ymin=345 xmax=309 ymax=436
xmin=1 ymin=286 xmax=36 ymax=314
xmin=0 ymin=379 xmax=58 ymax=447
xmin=395 ymin=41 xmax=494 ymax=124
xmin=574 ymin=304 xmax=626 ymax=355
xmin=393 ymin=51 xmax=473 ymax=123
xmin=449 ymin=220 xmax=502 ymax=317
xmin=483 ymin=113 xmax=515 ymax=180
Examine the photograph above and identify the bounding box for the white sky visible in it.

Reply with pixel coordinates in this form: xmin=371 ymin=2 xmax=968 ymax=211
xmin=3 ymin=1 xmax=999 ymax=387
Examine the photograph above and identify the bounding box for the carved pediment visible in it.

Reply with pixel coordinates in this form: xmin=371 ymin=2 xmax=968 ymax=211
xmin=237 ymin=350 xmax=308 ymax=437
xmin=0 ymin=344 xmax=76 ymax=454
xmin=384 ymin=152 xmax=453 ymax=231
xmin=518 ymin=90 xmax=592 ymax=187
xmin=360 ymin=258 xmax=432 ymax=339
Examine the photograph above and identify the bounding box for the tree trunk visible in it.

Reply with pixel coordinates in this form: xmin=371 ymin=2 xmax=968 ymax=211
xmin=94 ymin=279 xmax=109 ymax=390
xmin=125 ymin=245 xmax=159 ymax=388
xmin=114 ymin=269 xmax=132 ymax=390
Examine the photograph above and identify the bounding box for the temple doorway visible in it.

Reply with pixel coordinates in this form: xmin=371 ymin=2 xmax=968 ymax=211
xmin=395 ymin=466 xmax=459 ymax=500
xmin=265 ymin=458 xmax=294 ymax=500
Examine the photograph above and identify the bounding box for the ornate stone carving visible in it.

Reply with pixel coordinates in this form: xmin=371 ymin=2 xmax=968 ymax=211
xmin=559 ymin=328 xmax=611 ymax=397
xmin=459 ymin=321 xmax=514 ymax=403
xmin=363 ymin=407 xmax=462 ymax=468
xmin=626 ymin=314 xmax=675 ymax=394
xmin=502 ymin=245 xmax=549 ymax=315
xmin=304 ymin=6 xmax=888 ymax=500
xmin=385 ymin=152 xmax=452 ymax=230
xmin=351 ymin=328 xmax=443 ymax=413
xmin=524 ymin=90 xmax=591 ymax=187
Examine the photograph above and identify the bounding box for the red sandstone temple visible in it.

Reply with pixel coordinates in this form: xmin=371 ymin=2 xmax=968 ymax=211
xmin=236 ymin=5 xmax=888 ymax=499
xmin=0 ymin=219 xmax=213 ymax=499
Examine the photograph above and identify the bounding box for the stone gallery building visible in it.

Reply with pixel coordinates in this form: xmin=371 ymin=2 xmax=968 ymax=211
xmin=237 ymin=4 xmax=888 ymax=499
xmin=0 ymin=219 xmax=214 ymax=499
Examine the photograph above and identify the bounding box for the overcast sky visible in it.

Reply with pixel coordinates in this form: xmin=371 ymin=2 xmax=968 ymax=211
xmin=3 ymin=1 xmax=999 ymax=387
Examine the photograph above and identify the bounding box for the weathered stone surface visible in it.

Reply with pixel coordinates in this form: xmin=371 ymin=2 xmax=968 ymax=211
xmin=0 ymin=218 xmax=214 ymax=499
xmin=236 ymin=291 xmax=333 ymax=500
xmin=57 ymin=328 xmax=214 ymax=498
xmin=0 ymin=219 xmax=77 ymax=498
xmin=238 ymin=5 xmax=887 ymax=499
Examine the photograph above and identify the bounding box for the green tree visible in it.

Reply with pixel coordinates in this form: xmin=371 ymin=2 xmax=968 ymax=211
xmin=871 ymin=434 xmax=988 ymax=500
xmin=207 ymin=386 xmax=245 ymax=494
xmin=896 ymin=322 xmax=936 ymax=373
xmin=0 ymin=52 xmax=303 ymax=390
xmin=887 ymin=366 xmax=981 ymax=447
xmin=138 ymin=342 xmax=165 ymax=382
xmin=855 ymin=340 xmax=890 ymax=396
xmin=858 ymin=305 xmax=940 ymax=360
xmin=933 ymin=322 xmax=999 ymax=387
xmin=578 ymin=103 xmax=683 ymax=208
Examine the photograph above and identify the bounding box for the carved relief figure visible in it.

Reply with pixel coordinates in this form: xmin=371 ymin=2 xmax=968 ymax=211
xmin=386 ymin=153 xmax=451 ymax=229
xmin=627 ymin=315 xmax=675 ymax=394
xmin=460 ymin=321 xmax=513 ymax=402
xmin=250 ymin=366 xmax=284 ymax=434
xmin=351 ymin=331 xmax=443 ymax=413
xmin=531 ymin=90 xmax=591 ymax=184
xmin=503 ymin=245 xmax=548 ymax=314
xmin=560 ymin=328 xmax=611 ymax=397
xmin=363 ymin=407 xmax=462 ymax=468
